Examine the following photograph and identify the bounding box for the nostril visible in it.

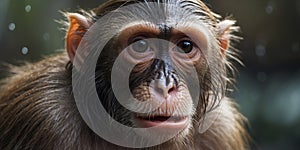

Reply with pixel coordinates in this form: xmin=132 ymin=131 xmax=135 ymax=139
xmin=168 ymin=86 xmax=177 ymax=95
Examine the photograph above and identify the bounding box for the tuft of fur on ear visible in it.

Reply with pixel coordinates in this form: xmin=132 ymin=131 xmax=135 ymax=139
xmin=65 ymin=12 xmax=94 ymax=62
xmin=217 ymin=19 xmax=242 ymax=59
xmin=56 ymin=10 xmax=95 ymax=62
xmin=216 ymin=19 xmax=243 ymax=91
xmin=217 ymin=20 xmax=237 ymax=53
xmin=56 ymin=10 xmax=96 ymax=32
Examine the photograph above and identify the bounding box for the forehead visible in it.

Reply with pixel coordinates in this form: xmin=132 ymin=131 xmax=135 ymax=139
xmin=118 ymin=22 xmax=192 ymax=40
xmin=93 ymin=0 xmax=218 ymax=32
xmin=95 ymin=0 xmax=209 ymax=16
xmin=105 ymin=1 xmax=213 ymax=23
xmin=112 ymin=1 xmax=214 ymax=31
xmin=90 ymin=0 xmax=215 ymax=50
xmin=135 ymin=1 xmax=203 ymax=23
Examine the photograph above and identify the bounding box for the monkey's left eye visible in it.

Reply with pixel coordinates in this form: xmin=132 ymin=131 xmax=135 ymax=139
xmin=130 ymin=39 xmax=150 ymax=53
xmin=176 ymin=40 xmax=194 ymax=54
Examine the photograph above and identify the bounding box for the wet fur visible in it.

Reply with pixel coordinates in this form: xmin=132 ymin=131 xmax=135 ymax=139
xmin=0 ymin=0 xmax=249 ymax=149
xmin=0 ymin=54 xmax=248 ymax=149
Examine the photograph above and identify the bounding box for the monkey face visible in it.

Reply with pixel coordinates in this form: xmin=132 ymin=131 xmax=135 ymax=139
xmin=117 ymin=30 xmax=202 ymax=133
xmin=72 ymin=0 xmax=235 ymax=147
xmin=95 ymin=22 xmax=214 ymax=138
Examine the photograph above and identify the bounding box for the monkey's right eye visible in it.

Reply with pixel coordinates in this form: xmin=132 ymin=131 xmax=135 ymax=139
xmin=130 ymin=39 xmax=150 ymax=53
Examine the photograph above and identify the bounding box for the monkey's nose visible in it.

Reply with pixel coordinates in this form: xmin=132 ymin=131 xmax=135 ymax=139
xmin=153 ymin=78 xmax=177 ymax=99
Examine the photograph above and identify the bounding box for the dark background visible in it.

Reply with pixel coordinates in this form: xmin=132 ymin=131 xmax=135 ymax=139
xmin=0 ymin=0 xmax=299 ymax=149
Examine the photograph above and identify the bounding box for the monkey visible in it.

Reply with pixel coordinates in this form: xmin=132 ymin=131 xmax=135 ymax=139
xmin=0 ymin=0 xmax=249 ymax=149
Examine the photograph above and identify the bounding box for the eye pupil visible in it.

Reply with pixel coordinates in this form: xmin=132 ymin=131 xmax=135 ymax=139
xmin=177 ymin=40 xmax=193 ymax=53
xmin=131 ymin=39 xmax=149 ymax=53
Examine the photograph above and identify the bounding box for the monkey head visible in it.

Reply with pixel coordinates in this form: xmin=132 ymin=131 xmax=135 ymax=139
xmin=65 ymin=0 xmax=239 ymax=148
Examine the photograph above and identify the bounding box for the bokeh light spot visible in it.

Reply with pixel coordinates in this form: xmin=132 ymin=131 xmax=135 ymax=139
xmin=255 ymin=44 xmax=266 ymax=57
xmin=25 ymin=5 xmax=31 ymax=13
xmin=21 ymin=47 xmax=29 ymax=55
xmin=8 ymin=23 xmax=16 ymax=31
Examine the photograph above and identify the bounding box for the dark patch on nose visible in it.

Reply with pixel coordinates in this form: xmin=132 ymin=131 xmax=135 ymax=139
xmin=153 ymin=60 xmax=178 ymax=85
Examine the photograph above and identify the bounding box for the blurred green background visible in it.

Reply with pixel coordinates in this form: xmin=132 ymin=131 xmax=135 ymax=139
xmin=0 ymin=0 xmax=299 ymax=149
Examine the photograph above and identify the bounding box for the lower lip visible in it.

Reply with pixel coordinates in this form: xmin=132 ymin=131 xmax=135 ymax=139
xmin=134 ymin=116 xmax=189 ymax=129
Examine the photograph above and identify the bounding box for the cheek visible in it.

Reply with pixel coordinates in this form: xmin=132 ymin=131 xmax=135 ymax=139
xmin=176 ymin=84 xmax=196 ymax=112
xmin=130 ymin=61 xmax=153 ymax=74
xmin=170 ymin=51 xmax=204 ymax=79
xmin=131 ymin=83 xmax=151 ymax=102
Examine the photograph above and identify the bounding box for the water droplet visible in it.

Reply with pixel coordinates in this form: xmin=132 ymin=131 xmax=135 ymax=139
xmin=25 ymin=5 xmax=31 ymax=13
xmin=43 ymin=33 xmax=50 ymax=41
xmin=265 ymin=5 xmax=273 ymax=14
xmin=8 ymin=23 xmax=16 ymax=31
xmin=255 ymin=44 xmax=266 ymax=57
xmin=257 ymin=72 xmax=267 ymax=82
xmin=21 ymin=47 xmax=29 ymax=55
xmin=265 ymin=1 xmax=275 ymax=14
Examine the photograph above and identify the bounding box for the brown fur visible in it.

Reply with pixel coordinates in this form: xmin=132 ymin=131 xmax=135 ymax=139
xmin=0 ymin=54 xmax=248 ymax=149
xmin=0 ymin=0 xmax=249 ymax=149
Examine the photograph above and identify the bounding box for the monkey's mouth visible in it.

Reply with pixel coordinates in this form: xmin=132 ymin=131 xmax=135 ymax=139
xmin=134 ymin=115 xmax=189 ymax=129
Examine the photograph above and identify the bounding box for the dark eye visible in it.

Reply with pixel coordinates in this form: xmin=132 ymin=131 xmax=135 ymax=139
xmin=131 ymin=39 xmax=150 ymax=53
xmin=176 ymin=40 xmax=194 ymax=53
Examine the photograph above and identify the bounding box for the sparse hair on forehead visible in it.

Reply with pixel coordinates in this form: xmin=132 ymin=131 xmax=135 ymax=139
xmin=91 ymin=0 xmax=220 ymax=23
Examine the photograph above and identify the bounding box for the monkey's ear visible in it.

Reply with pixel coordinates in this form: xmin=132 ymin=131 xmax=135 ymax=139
xmin=66 ymin=13 xmax=92 ymax=62
xmin=217 ymin=20 xmax=236 ymax=54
